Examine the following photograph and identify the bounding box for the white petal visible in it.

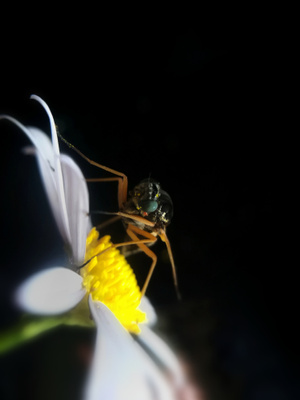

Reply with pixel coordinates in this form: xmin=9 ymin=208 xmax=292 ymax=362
xmin=36 ymin=151 xmax=72 ymax=245
xmin=139 ymin=325 xmax=185 ymax=389
xmin=30 ymin=96 xmax=61 ymax=173
xmin=0 ymin=116 xmax=54 ymax=162
xmin=20 ymin=127 xmax=70 ymax=245
xmin=85 ymin=299 xmax=175 ymax=400
xmin=15 ymin=267 xmax=85 ymax=315
xmin=0 ymin=114 xmax=72 ymax=246
xmin=0 ymin=119 xmax=59 ymax=227
xmin=24 ymin=128 xmax=72 ymax=245
xmin=60 ymin=154 xmax=90 ymax=265
xmin=31 ymin=95 xmax=71 ymax=245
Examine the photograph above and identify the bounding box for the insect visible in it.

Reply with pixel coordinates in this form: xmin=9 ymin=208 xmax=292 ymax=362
xmin=59 ymin=133 xmax=180 ymax=299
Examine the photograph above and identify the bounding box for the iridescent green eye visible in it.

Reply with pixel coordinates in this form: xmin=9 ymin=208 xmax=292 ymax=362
xmin=139 ymin=200 xmax=158 ymax=213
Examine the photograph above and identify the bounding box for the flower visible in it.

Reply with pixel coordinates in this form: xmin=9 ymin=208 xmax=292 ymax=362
xmin=0 ymin=96 xmax=185 ymax=399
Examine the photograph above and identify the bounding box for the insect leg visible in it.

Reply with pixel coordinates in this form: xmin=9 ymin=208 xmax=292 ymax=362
xmin=123 ymin=225 xmax=181 ymax=299
xmin=159 ymin=230 xmax=181 ymax=300
xmin=125 ymin=224 xmax=158 ymax=297
xmin=95 ymin=215 xmax=122 ymax=230
xmin=86 ymin=177 xmax=125 ymax=212
xmin=80 ymin=235 xmax=155 ymax=270
xmin=58 ymin=133 xmax=128 ymax=208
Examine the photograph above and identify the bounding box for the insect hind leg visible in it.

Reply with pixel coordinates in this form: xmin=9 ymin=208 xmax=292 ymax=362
xmin=159 ymin=230 xmax=181 ymax=300
xmin=125 ymin=224 xmax=158 ymax=297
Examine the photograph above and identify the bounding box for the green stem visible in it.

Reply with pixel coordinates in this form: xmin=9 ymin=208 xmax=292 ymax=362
xmin=0 ymin=298 xmax=95 ymax=355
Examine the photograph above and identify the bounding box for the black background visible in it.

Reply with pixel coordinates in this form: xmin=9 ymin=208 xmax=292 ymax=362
xmin=0 ymin=13 xmax=296 ymax=400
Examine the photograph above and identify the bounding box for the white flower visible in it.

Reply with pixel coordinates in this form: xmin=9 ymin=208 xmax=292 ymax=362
xmin=0 ymin=96 xmax=185 ymax=400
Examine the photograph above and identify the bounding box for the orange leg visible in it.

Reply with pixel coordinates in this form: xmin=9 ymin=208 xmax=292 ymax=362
xmin=159 ymin=230 xmax=181 ymax=300
xmin=86 ymin=177 xmax=125 ymax=210
xmin=58 ymin=133 xmax=128 ymax=208
xmin=81 ymin=224 xmax=180 ymax=299
xmin=121 ymin=224 xmax=181 ymax=300
xmin=93 ymin=209 xmax=156 ymax=229
xmin=90 ymin=224 xmax=158 ymax=296
xmin=80 ymin=234 xmax=155 ymax=270
xmin=95 ymin=215 xmax=122 ymax=230
xmin=125 ymin=224 xmax=158 ymax=297
xmin=83 ymin=164 xmax=127 ymax=209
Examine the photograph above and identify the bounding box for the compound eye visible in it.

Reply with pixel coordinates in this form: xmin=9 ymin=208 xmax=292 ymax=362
xmin=139 ymin=200 xmax=158 ymax=213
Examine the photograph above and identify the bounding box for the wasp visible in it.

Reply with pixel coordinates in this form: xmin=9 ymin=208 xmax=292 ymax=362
xmin=59 ymin=134 xmax=180 ymax=299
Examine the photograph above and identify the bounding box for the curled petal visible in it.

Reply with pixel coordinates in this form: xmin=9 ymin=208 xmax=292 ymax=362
xmin=25 ymin=128 xmax=72 ymax=246
xmin=0 ymin=116 xmax=54 ymax=163
xmin=1 ymin=96 xmax=92 ymax=256
xmin=86 ymin=299 xmax=175 ymax=400
xmin=36 ymin=151 xmax=71 ymax=246
xmin=15 ymin=267 xmax=86 ymax=315
xmin=30 ymin=95 xmax=71 ymax=245
xmin=60 ymin=154 xmax=90 ymax=265
xmin=0 ymin=114 xmax=72 ymax=246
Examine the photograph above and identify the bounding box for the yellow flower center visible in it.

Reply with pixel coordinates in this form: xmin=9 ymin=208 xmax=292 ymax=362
xmin=80 ymin=227 xmax=146 ymax=334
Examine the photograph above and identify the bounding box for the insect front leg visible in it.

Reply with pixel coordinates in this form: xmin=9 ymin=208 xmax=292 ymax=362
xmin=58 ymin=133 xmax=128 ymax=207
xmin=86 ymin=177 xmax=126 ymax=212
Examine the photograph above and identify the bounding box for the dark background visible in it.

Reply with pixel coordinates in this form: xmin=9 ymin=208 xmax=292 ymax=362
xmin=0 ymin=15 xmax=296 ymax=400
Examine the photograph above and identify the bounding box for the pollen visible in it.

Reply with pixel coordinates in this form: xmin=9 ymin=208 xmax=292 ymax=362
xmin=80 ymin=227 xmax=146 ymax=334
